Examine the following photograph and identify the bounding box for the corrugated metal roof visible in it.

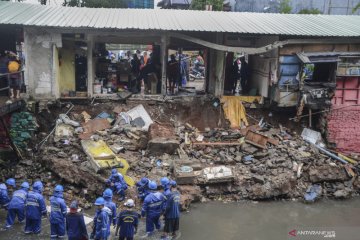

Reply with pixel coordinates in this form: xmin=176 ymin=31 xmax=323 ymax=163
xmin=0 ymin=2 xmax=360 ymax=37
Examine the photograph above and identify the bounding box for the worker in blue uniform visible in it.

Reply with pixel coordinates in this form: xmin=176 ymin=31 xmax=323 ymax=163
xmin=160 ymin=177 xmax=171 ymax=197
xmin=66 ymin=200 xmax=88 ymax=240
xmin=94 ymin=197 xmax=110 ymax=240
xmin=141 ymin=181 xmax=166 ymax=237
xmin=106 ymin=169 xmax=128 ymax=201
xmin=163 ymin=180 xmax=181 ymax=239
xmin=24 ymin=180 xmax=47 ymax=234
xmin=103 ymin=188 xmax=117 ymax=235
xmin=115 ymin=199 xmax=139 ymax=240
xmin=136 ymin=177 xmax=150 ymax=201
xmin=0 ymin=183 xmax=10 ymax=209
xmin=50 ymin=185 xmax=67 ymax=239
xmin=1 ymin=178 xmax=16 ymax=208
xmin=5 ymin=181 xmax=30 ymax=228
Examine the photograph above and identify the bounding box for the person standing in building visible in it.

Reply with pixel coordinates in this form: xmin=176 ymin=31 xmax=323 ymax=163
xmin=66 ymin=200 xmax=88 ymax=240
xmin=115 ymin=199 xmax=139 ymax=240
xmin=50 ymin=185 xmax=67 ymax=239
xmin=163 ymin=181 xmax=181 ymax=240
xmin=130 ymin=54 xmax=141 ymax=92
xmin=93 ymin=197 xmax=110 ymax=240
xmin=240 ymin=57 xmax=249 ymax=94
xmin=7 ymin=54 xmax=21 ymax=99
xmin=5 ymin=182 xmax=30 ymax=229
xmin=167 ymin=54 xmax=179 ymax=95
xmin=141 ymin=181 xmax=166 ymax=238
xmin=24 ymin=180 xmax=47 ymax=234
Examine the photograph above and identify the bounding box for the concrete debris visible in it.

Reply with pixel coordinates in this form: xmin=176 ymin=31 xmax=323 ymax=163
xmin=3 ymin=99 xmax=360 ymax=211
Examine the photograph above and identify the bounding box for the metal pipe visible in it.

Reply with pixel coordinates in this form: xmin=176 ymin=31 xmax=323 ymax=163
xmin=305 ymin=140 xmax=347 ymax=164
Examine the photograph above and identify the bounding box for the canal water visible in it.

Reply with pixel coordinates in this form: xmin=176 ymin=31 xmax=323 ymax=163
xmin=0 ymin=198 xmax=359 ymax=240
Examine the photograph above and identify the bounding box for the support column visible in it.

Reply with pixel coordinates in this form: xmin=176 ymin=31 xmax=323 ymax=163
xmin=87 ymin=35 xmax=94 ymax=97
xmin=161 ymin=34 xmax=168 ymax=95
xmin=208 ymin=33 xmax=225 ymax=97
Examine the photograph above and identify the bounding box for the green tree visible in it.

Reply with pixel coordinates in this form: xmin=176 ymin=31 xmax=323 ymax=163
xmin=353 ymin=3 xmax=360 ymax=13
xmin=190 ymin=0 xmax=223 ymax=11
xmin=279 ymin=0 xmax=291 ymax=14
xmin=298 ymin=8 xmax=322 ymax=14
xmin=63 ymin=0 xmax=129 ymax=8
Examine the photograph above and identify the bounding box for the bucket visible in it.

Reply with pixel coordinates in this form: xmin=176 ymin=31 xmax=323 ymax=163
xmin=93 ymin=84 xmax=102 ymax=94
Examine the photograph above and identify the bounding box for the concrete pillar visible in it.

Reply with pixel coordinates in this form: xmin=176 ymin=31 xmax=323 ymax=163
xmin=87 ymin=35 xmax=94 ymax=97
xmin=160 ymin=34 xmax=168 ymax=95
xmin=208 ymin=33 xmax=225 ymax=97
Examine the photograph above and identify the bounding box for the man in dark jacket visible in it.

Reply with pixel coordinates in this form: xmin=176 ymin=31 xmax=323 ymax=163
xmin=115 ymin=199 xmax=139 ymax=240
xmin=163 ymin=180 xmax=181 ymax=239
xmin=66 ymin=201 xmax=88 ymax=240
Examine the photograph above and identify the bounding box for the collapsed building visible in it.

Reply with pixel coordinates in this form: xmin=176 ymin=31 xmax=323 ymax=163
xmin=0 ymin=2 xmax=360 ymax=206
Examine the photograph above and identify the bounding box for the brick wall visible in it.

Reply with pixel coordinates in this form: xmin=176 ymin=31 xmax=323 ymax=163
xmin=327 ymin=106 xmax=360 ymax=154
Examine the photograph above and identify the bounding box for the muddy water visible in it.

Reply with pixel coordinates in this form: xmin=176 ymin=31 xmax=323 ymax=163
xmin=1 ymin=198 xmax=360 ymax=240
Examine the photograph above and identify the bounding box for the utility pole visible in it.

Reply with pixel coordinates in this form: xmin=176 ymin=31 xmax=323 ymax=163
xmin=328 ymin=0 xmax=331 ymax=15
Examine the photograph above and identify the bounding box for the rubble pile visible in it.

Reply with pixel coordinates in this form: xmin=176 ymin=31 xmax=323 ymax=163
xmin=3 ymin=98 xmax=360 ymax=209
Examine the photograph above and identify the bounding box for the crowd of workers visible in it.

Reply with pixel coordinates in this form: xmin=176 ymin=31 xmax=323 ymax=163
xmin=0 ymin=169 xmax=181 ymax=240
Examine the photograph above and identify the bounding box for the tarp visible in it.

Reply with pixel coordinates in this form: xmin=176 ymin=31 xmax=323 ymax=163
xmin=221 ymin=96 xmax=252 ymax=128
xmin=81 ymin=140 xmax=134 ymax=186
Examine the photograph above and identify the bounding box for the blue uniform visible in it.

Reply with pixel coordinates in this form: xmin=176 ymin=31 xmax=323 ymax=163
xmin=165 ymin=191 xmax=181 ymax=219
xmin=95 ymin=207 xmax=110 ymax=240
xmin=24 ymin=190 xmax=47 ymax=234
xmin=50 ymin=192 xmax=67 ymax=239
xmin=5 ymin=188 xmax=28 ymax=227
xmin=0 ymin=184 xmax=10 ymax=209
xmin=141 ymin=192 xmax=166 ymax=233
xmin=117 ymin=210 xmax=139 ymax=239
xmin=104 ymin=197 xmax=117 ymax=226
xmin=163 ymin=188 xmax=172 ymax=199
xmin=66 ymin=212 xmax=88 ymax=240
xmin=107 ymin=173 xmax=128 ymax=200
xmin=136 ymin=181 xmax=150 ymax=201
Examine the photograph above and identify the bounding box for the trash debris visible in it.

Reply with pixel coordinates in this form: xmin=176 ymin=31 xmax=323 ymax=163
xmin=55 ymin=123 xmax=74 ymax=138
xmin=203 ymin=166 xmax=234 ymax=183
xmin=301 ymin=128 xmax=323 ymax=145
xmin=126 ymin=104 xmax=153 ymax=131
xmin=304 ymin=184 xmax=322 ymax=202
xmin=59 ymin=114 xmax=80 ymax=127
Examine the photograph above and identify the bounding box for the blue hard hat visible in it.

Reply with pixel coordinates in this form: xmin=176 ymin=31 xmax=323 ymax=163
xmin=111 ymin=169 xmax=118 ymax=175
xmin=103 ymin=188 xmax=113 ymax=198
xmin=148 ymin=181 xmax=157 ymax=190
xmin=0 ymin=183 xmax=7 ymax=190
xmin=70 ymin=200 xmax=78 ymax=209
xmin=160 ymin=177 xmax=170 ymax=186
xmin=6 ymin=178 xmax=16 ymax=187
xmin=21 ymin=182 xmax=30 ymax=189
xmin=94 ymin=197 xmax=105 ymax=206
xmin=33 ymin=181 xmax=43 ymax=191
xmin=54 ymin=185 xmax=64 ymax=192
xmin=140 ymin=177 xmax=149 ymax=185
xmin=170 ymin=180 xmax=177 ymax=187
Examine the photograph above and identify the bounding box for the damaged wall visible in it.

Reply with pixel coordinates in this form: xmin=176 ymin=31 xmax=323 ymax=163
xmin=24 ymin=27 xmax=61 ymax=98
xmin=248 ymin=36 xmax=278 ymax=97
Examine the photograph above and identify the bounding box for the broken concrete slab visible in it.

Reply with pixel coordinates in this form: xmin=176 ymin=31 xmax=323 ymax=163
xmin=308 ymin=165 xmax=350 ymax=183
xmin=203 ymin=166 xmax=234 ymax=183
xmin=147 ymin=123 xmax=180 ymax=155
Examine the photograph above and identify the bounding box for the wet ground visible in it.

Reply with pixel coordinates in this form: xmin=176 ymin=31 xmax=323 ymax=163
xmin=1 ymin=198 xmax=360 ymax=240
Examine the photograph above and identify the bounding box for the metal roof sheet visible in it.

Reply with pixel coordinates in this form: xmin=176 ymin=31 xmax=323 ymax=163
xmin=0 ymin=2 xmax=360 ymax=37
